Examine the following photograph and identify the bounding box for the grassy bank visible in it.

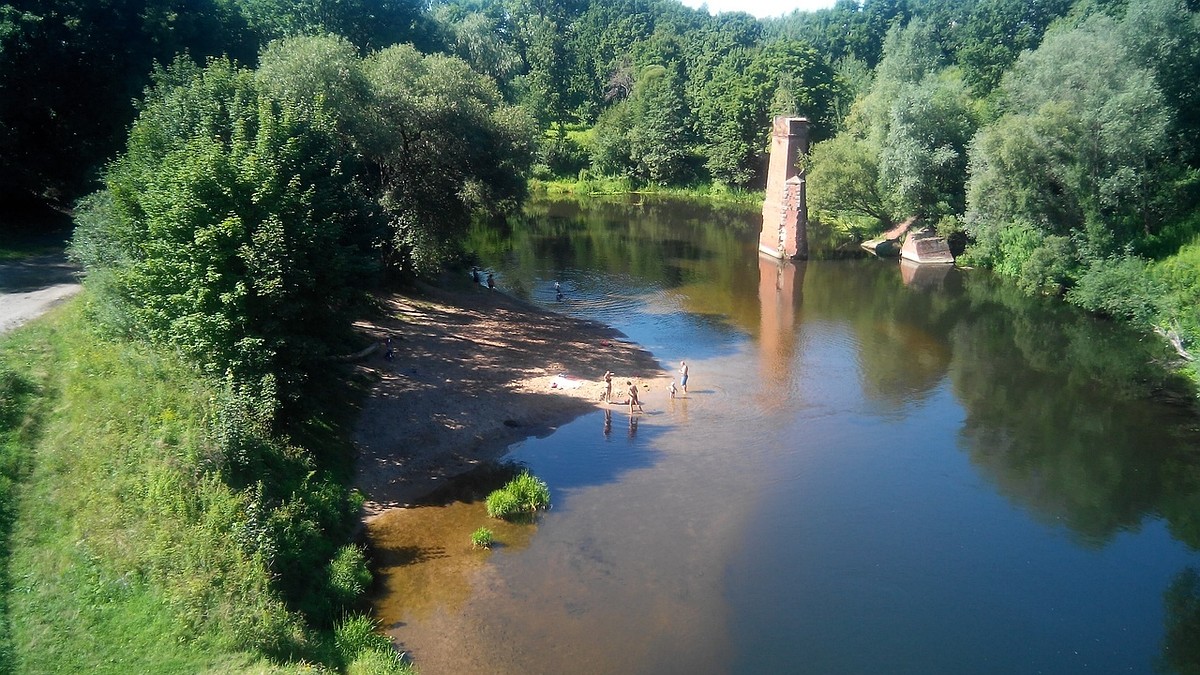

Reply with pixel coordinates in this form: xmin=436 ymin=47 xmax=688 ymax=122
xmin=0 ymin=296 xmax=411 ymax=674
xmin=530 ymin=176 xmax=764 ymax=206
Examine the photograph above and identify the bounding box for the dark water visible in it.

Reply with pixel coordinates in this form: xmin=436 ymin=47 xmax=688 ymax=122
xmin=370 ymin=196 xmax=1200 ymax=674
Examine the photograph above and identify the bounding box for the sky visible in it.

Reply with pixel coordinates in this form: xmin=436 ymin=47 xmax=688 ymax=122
xmin=679 ymin=0 xmax=837 ymax=19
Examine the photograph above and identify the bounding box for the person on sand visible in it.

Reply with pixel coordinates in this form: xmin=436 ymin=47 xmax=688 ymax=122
xmin=487 ymin=272 xmax=495 ymax=290
xmin=601 ymin=370 xmax=614 ymax=402
xmin=679 ymin=360 xmax=689 ymax=393
xmin=471 ymin=267 xmax=480 ymax=284
xmin=669 ymin=380 xmax=677 ymax=399
xmin=627 ymin=380 xmax=643 ymax=413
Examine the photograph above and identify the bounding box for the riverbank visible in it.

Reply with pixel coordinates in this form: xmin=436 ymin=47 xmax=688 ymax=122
xmin=529 ymin=176 xmax=764 ymax=206
xmin=351 ymin=282 xmax=672 ymax=518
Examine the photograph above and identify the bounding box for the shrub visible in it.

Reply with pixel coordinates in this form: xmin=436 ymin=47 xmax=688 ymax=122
xmin=335 ymin=614 xmax=413 ymax=674
xmin=347 ymin=646 xmax=416 ymax=675
xmin=507 ymin=471 xmax=551 ymax=512
xmin=1066 ymin=256 xmax=1161 ymax=326
xmin=485 ymin=488 xmax=520 ymax=520
xmin=485 ymin=470 xmax=550 ymax=520
xmin=328 ymin=545 xmax=373 ymax=608
xmin=470 ymin=527 xmax=494 ymax=549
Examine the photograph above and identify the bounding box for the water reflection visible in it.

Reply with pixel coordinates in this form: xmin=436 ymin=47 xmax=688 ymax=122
xmin=369 ymin=195 xmax=1200 ymax=673
xmin=899 ymin=258 xmax=952 ymax=289
xmin=756 ymin=255 xmax=804 ymax=407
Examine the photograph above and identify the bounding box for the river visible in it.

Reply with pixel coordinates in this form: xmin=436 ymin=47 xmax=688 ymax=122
xmin=368 ymin=195 xmax=1200 ymax=674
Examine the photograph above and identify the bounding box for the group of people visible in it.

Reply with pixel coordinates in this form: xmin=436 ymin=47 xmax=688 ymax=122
xmin=601 ymin=360 xmax=689 ymax=414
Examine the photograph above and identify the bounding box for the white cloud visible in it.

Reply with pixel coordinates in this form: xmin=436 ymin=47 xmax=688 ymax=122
xmin=680 ymin=0 xmax=838 ymax=19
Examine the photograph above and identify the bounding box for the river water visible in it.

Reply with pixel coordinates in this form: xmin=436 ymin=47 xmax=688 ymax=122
xmin=368 ymin=196 xmax=1200 ymax=674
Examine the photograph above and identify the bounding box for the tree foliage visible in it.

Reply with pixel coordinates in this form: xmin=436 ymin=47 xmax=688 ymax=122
xmin=71 ymin=58 xmax=379 ymax=408
xmin=963 ymin=15 xmax=1178 ymax=289
xmin=696 ymin=40 xmax=838 ymax=188
xmin=807 ymin=134 xmax=889 ymax=225
xmin=255 ymin=35 xmax=536 ymax=275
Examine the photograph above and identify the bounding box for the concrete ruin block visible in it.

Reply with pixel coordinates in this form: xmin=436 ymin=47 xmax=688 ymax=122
xmin=899 ymin=227 xmax=954 ymax=265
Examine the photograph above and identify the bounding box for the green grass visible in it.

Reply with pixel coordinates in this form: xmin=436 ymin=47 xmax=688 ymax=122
xmin=0 ymin=295 xmax=412 ymax=673
xmin=485 ymin=471 xmax=551 ymax=521
xmin=470 ymin=527 xmax=494 ymax=549
xmin=529 ymin=177 xmax=764 ymax=206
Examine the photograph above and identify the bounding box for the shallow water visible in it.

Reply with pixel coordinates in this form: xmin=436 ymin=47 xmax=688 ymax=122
xmin=369 ymin=196 xmax=1200 ymax=674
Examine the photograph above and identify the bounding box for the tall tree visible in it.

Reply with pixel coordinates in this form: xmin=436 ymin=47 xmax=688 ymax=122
xmin=697 ymin=40 xmax=837 ymax=188
xmin=627 ymin=64 xmax=689 ymax=184
xmin=71 ymin=57 xmax=379 ymax=408
xmin=256 ymin=35 xmax=537 ymax=274
xmin=963 ymin=15 xmax=1177 ymax=291
xmin=0 ymin=0 xmax=252 ymax=207
xmin=953 ymin=0 xmax=1074 ymax=96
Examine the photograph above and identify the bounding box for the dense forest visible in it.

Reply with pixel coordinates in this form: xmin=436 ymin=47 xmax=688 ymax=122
xmin=3 ymin=0 xmax=1200 ymax=672
xmin=4 ymin=0 xmax=1200 ymax=375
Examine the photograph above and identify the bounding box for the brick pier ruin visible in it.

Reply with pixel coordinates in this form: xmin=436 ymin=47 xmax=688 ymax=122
xmin=760 ymin=116 xmax=810 ymax=260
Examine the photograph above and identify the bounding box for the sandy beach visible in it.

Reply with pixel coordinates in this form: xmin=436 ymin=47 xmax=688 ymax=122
xmin=352 ymin=282 xmax=672 ymax=518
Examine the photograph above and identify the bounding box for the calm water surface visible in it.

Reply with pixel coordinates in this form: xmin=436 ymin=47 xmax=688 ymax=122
xmin=369 ymin=196 xmax=1200 ymax=674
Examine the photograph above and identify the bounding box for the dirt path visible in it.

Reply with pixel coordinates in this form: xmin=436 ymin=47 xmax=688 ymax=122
xmin=0 ymin=253 xmax=82 ymax=335
xmin=352 ymin=283 xmax=671 ymax=518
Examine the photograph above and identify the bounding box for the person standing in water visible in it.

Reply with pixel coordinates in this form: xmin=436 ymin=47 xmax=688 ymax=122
xmin=679 ymin=361 xmax=689 ymax=393
xmin=626 ymin=380 xmax=643 ymax=413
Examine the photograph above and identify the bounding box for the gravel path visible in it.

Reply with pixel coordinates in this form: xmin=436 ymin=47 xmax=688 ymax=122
xmin=0 ymin=253 xmax=82 ymax=334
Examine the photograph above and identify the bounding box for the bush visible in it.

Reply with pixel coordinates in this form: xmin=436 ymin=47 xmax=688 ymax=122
xmin=485 ymin=470 xmax=550 ymax=520
xmin=328 ymin=545 xmax=373 ymax=608
xmin=541 ymin=136 xmax=590 ymax=178
xmin=507 ymin=471 xmax=551 ymax=512
xmin=335 ymin=614 xmax=413 ymax=674
xmin=485 ymin=488 xmax=521 ymax=520
xmin=470 ymin=527 xmax=494 ymax=549
xmin=1066 ymin=256 xmax=1161 ymax=325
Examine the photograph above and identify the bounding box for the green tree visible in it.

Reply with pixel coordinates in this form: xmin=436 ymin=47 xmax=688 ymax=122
xmin=1118 ymin=0 xmax=1200 ymax=168
xmin=71 ymin=57 xmax=379 ymax=409
xmin=963 ymin=15 xmax=1177 ymax=290
xmin=764 ymin=0 xmax=908 ymax=69
xmin=256 ymin=35 xmax=537 ymax=275
xmin=233 ymin=0 xmax=435 ymax=50
xmin=0 ymin=0 xmax=254 ymax=209
xmin=807 ymin=134 xmax=890 ymax=225
xmin=508 ymin=0 xmax=585 ymax=132
xmin=954 ymin=0 xmax=1074 ymax=96
xmin=434 ymin=8 xmax=524 ymax=94
xmin=877 ymin=69 xmax=976 ymax=220
xmin=627 ymin=64 xmax=689 ymax=184
xmin=589 ymin=98 xmax=634 ymax=176
xmin=697 ymin=40 xmax=837 ymax=188
xmin=361 ymin=44 xmax=537 ymax=273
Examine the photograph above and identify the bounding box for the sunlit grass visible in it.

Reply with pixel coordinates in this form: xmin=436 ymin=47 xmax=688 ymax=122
xmin=469 ymin=527 xmax=494 ymax=549
xmin=528 ymin=177 xmax=764 ymax=206
xmin=484 ymin=470 xmax=550 ymax=521
xmin=0 ymin=295 xmax=412 ymax=673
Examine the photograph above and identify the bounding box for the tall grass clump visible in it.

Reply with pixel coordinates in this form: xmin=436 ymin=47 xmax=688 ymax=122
xmin=333 ymin=614 xmax=415 ymax=675
xmin=470 ymin=527 xmax=494 ymax=549
xmin=485 ymin=470 xmax=551 ymax=520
